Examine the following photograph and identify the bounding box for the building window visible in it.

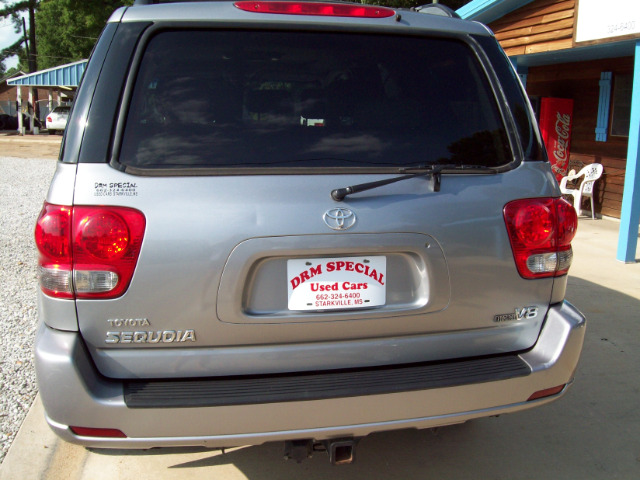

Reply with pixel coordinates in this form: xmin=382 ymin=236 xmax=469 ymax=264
xmin=610 ymin=73 xmax=633 ymax=137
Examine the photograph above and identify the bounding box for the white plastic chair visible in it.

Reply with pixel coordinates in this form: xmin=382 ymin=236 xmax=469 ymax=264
xmin=559 ymin=163 xmax=603 ymax=219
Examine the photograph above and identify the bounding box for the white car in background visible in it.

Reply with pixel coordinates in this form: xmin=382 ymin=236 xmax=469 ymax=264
xmin=45 ymin=105 xmax=71 ymax=134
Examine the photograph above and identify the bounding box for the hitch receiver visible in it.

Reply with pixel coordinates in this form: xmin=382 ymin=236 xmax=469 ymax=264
xmin=326 ymin=438 xmax=358 ymax=465
xmin=283 ymin=437 xmax=359 ymax=464
xmin=284 ymin=439 xmax=313 ymax=463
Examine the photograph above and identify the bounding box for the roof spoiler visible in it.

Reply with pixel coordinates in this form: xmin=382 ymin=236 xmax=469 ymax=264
xmin=133 ymin=0 xmax=461 ymax=15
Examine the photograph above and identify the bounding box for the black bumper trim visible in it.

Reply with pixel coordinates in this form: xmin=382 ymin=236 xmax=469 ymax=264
xmin=123 ymin=354 xmax=531 ymax=408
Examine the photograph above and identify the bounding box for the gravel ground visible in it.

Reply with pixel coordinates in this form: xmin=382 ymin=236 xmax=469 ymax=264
xmin=0 ymin=157 xmax=57 ymax=464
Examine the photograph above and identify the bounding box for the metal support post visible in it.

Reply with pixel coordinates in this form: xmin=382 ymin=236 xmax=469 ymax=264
xmin=17 ymin=88 xmax=24 ymax=135
xmin=616 ymin=40 xmax=640 ymax=263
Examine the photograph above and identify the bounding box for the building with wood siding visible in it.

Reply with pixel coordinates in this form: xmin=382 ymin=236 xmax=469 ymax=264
xmin=459 ymin=0 xmax=640 ymax=262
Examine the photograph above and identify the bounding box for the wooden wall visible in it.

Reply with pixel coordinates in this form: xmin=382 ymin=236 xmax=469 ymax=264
xmin=526 ymin=58 xmax=633 ymax=218
xmin=489 ymin=0 xmax=630 ymax=218
xmin=489 ymin=0 xmax=576 ymax=57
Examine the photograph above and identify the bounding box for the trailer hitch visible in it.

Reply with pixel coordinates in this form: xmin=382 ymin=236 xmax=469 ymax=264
xmin=284 ymin=438 xmax=359 ymax=465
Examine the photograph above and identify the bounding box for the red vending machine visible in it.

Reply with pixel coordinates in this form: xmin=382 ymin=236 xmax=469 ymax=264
xmin=539 ymin=98 xmax=574 ymax=182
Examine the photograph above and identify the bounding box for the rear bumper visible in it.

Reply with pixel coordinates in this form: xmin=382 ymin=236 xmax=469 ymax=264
xmin=35 ymin=301 xmax=585 ymax=448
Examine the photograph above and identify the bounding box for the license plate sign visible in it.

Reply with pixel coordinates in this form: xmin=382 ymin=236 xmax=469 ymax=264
xmin=287 ymin=256 xmax=386 ymax=311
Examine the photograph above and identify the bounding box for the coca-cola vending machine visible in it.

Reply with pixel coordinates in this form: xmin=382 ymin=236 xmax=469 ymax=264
xmin=539 ymin=98 xmax=574 ymax=182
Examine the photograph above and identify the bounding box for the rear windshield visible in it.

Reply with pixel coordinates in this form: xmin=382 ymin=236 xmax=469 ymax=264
xmin=119 ymin=30 xmax=512 ymax=170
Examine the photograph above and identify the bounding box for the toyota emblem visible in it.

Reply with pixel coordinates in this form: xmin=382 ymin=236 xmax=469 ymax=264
xmin=323 ymin=208 xmax=356 ymax=231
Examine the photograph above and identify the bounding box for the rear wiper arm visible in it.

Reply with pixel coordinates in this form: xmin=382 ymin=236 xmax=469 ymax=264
xmin=330 ymin=164 xmax=496 ymax=201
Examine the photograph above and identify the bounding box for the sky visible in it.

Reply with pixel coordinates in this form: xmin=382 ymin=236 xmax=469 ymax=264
xmin=0 ymin=3 xmax=24 ymax=70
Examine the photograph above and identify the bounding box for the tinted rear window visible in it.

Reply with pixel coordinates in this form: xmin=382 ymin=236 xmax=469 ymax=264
xmin=119 ymin=30 xmax=512 ymax=170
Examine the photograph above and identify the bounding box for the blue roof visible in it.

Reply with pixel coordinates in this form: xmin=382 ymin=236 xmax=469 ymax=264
xmin=6 ymin=60 xmax=87 ymax=87
xmin=457 ymin=0 xmax=534 ymax=24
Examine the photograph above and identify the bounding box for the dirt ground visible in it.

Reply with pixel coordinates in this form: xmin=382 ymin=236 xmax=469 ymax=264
xmin=0 ymin=133 xmax=62 ymax=159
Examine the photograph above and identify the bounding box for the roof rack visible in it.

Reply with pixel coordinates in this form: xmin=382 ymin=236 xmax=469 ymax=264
xmin=132 ymin=0 xmax=461 ymax=16
xmin=413 ymin=4 xmax=460 ymax=19
xmin=133 ymin=0 xmax=384 ymax=5
xmin=133 ymin=0 xmax=216 ymax=5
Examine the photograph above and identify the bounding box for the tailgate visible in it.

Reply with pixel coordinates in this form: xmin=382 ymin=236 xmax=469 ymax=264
xmin=68 ymin=23 xmax=557 ymax=378
xmin=73 ymin=163 xmax=556 ymax=379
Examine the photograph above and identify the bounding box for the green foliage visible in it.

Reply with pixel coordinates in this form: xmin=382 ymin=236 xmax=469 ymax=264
xmin=0 ymin=37 xmax=25 ymax=68
xmin=0 ymin=1 xmax=40 ymax=72
xmin=36 ymin=0 xmax=133 ymax=69
xmin=0 ymin=1 xmax=36 ymax=24
xmin=1 ymin=65 xmax=20 ymax=78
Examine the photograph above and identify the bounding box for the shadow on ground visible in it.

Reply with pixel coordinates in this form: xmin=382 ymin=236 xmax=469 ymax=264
xmin=84 ymin=276 xmax=640 ymax=479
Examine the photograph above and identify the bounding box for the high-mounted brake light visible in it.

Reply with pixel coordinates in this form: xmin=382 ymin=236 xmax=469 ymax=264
xmin=503 ymin=197 xmax=577 ymax=279
xmin=35 ymin=203 xmax=146 ymax=299
xmin=234 ymin=1 xmax=395 ymax=18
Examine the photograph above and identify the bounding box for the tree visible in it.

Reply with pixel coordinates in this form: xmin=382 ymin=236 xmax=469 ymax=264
xmin=0 ymin=0 xmax=40 ymax=73
xmin=36 ymin=0 xmax=133 ymax=70
xmin=4 ymin=0 xmax=473 ymax=73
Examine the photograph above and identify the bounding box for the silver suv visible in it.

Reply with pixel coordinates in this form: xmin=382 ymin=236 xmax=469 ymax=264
xmin=34 ymin=0 xmax=585 ymax=464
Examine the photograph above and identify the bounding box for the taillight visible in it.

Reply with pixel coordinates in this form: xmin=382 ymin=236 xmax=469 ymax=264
xmin=35 ymin=204 xmax=73 ymax=298
xmin=35 ymin=203 xmax=146 ymax=299
xmin=503 ymin=198 xmax=577 ymax=279
xmin=46 ymin=116 xmax=52 ymax=123
xmin=234 ymin=1 xmax=395 ymax=18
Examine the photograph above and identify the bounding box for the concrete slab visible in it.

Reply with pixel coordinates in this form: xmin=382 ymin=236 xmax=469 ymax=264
xmin=1 ymin=217 xmax=639 ymax=479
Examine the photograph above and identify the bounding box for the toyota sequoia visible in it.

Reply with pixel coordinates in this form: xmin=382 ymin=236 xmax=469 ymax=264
xmin=34 ymin=0 xmax=586 ymax=464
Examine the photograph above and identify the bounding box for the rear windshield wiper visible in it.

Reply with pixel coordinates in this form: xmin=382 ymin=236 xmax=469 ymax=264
xmin=330 ymin=164 xmax=497 ymax=201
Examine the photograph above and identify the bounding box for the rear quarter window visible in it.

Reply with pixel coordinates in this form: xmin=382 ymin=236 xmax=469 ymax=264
xmin=118 ymin=29 xmax=513 ymax=171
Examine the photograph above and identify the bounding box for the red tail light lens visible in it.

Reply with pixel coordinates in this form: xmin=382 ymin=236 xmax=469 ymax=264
xmin=35 ymin=205 xmax=72 ymax=260
xmin=46 ymin=116 xmax=53 ymax=123
xmin=77 ymin=211 xmax=131 ymax=260
xmin=234 ymin=1 xmax=395 ymax=18
xmin=512 ymin=202 xmax=554 ymax=247
xmin=35 ymin=204 xmax=73 ymax=298
xmin=504 ymin=198 xmax=577 ymax=279
xmin=73 ymin=207 xmax=146 ymax=298
xmin=35 ymin=203 xmax=146 ymax=299
xmin=556 ymin=197 xmax=579 ymax=246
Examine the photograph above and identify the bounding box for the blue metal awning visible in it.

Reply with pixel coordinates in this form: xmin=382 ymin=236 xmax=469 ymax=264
xmin=457 ymin=0 xmax=534 ymax=24
xmin=6 ymin=60 xmax=87 ymax=87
